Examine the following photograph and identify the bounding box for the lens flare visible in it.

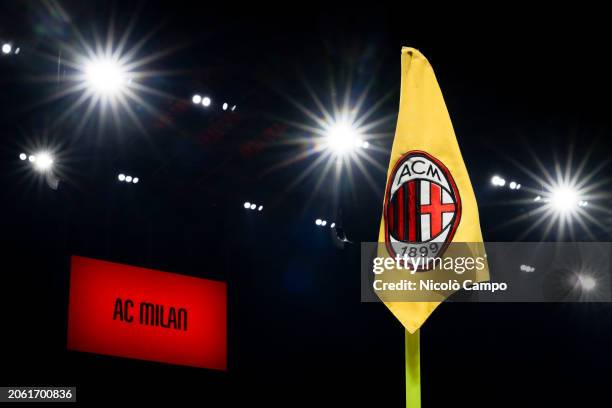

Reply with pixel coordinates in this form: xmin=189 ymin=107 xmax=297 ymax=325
xmin=33 ymin=152 xmax=54 ymax=172
xmin=84 ymin=58 xmax=127 ymax=95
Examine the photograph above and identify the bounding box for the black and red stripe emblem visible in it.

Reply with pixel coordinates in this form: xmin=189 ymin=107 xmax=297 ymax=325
xmin=384 ymin=151 xmax=461 ymax=258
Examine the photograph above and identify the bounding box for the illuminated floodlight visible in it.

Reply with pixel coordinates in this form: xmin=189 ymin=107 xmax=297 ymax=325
xmin=14 ymin=47 xmax=19 ymax=55
xmin=33 ymin=152 xmax=54 ymax=172
xmin=244 ymin=202 xmax=251 ymax=209
xmin=29 ymin=155 xmax=36 ymax=162
xmin=330 ymin=222 xmax=335 ymax=228
xmin=516 ymin=184 xmax=521 ymax=190
xmin=41 ymin=24 xmax=178 ymax=132
xmin=520 ymin=264 xmax=536 ymax=272
xmin=550 ymin=185 xmax=578 ymax=213
xmin=491 ymin=175 xmax=506 ymax=187
xmin=132 ymin=177 xmax=139 ymax=184
xmin=202 ymin=97 xmax=211 ymax=107
xmin=250 ymin=204 xmax=256 ymax=210
xmin=125 ymin=175 xmax=132 ymax=182
xmin=258 ymin=205 xmax=263 ymax=211
xmin=321 ymin=220 xmax=327 ymax=226
xmin=577 ymin=274 xmax=596 ymax=291
xmin=19 ymin=153 xmax=27 ymax=161
xmin=315 ymin=219 xmax=322 ymax=226
xmin=497 ymin=147 xmax=610 ymax=240
xmin=509 ymin=181 xmax=517 ymax=189
xmin=231 ymin=105 xmax=236 ymax=111
xmin=326 ymin=120 xmax=359 ymax=154
xmin=84 ymin=57 xmax=127 ymax=96
xmin=222 ymin=103 xmax=228 ymax=111
xmin=1 ymin=43 xmax=11 ymax=54
xmin=118 ymin=173 xmax=126 ymax=181
xmin=192 ymin=94 xmax=202 ymax=104
xmin=278 ymin=80 xmax=391 ymax=199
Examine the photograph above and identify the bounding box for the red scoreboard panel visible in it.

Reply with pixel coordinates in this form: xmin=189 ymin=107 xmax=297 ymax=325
xmin=67 ymin=256 xmax=227 ymax=370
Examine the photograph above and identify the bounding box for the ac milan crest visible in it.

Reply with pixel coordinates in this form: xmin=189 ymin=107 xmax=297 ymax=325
xmin=384 ymin=151 xmax=461 ymax=267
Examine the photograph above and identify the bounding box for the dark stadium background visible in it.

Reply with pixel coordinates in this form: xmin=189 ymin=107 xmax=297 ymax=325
xmin=1 ymin=1 xmax=610 ymax=406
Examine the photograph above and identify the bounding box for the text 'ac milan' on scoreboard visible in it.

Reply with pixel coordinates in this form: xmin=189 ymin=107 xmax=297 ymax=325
xmin=67 ymin=256 xmax=227 ymax=370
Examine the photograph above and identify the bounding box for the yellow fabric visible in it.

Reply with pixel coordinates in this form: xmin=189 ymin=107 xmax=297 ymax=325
xmin=377 ymin=47 xmax=487 ymax=334
xmin=405 ymin=329 xmax=421 ymax=408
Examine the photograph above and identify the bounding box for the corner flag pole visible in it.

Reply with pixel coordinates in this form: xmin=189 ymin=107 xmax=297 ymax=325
xmin=405 ymin=329 xmax=421 ymax=407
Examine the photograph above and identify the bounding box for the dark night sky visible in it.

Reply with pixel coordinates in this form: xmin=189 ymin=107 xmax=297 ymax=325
xmin=0 ymin=1 xmax=611 ymax=406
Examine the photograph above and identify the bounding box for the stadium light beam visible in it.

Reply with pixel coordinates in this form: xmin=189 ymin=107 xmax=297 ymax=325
xmin=550 ymin=185 xmax=579 ymax=213
xmin=497 ymin=144 xmax=609 ymax=241
xmin=520 ymin=264 xmax=536 ymax=273
xmin=83 ymin=57 xmax=127 ymax=96
xmin=32 ymin=152 xmax=54 ymax=172
xmin=274 ymin=78 xmax=391 ymax=200
xmin=491 ymin=175 xmax=506 ymax=187
xmin=118 ymin=173 xmax=139 ymax=183
xmin=578 ymin=274 xmax=596 ymax=291
xmin=325 ymin=121 xmax=358 ymax=154
xmin=243 ymin=201 xmax=263 ymax=211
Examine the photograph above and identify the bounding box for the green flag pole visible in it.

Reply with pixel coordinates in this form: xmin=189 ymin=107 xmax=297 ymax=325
xmin=405 ymin=329 xmax=421 ymax=408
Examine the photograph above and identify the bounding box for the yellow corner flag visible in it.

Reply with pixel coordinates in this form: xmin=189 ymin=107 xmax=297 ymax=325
xmin=377 ymin=47 xmax=488 ymax=407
